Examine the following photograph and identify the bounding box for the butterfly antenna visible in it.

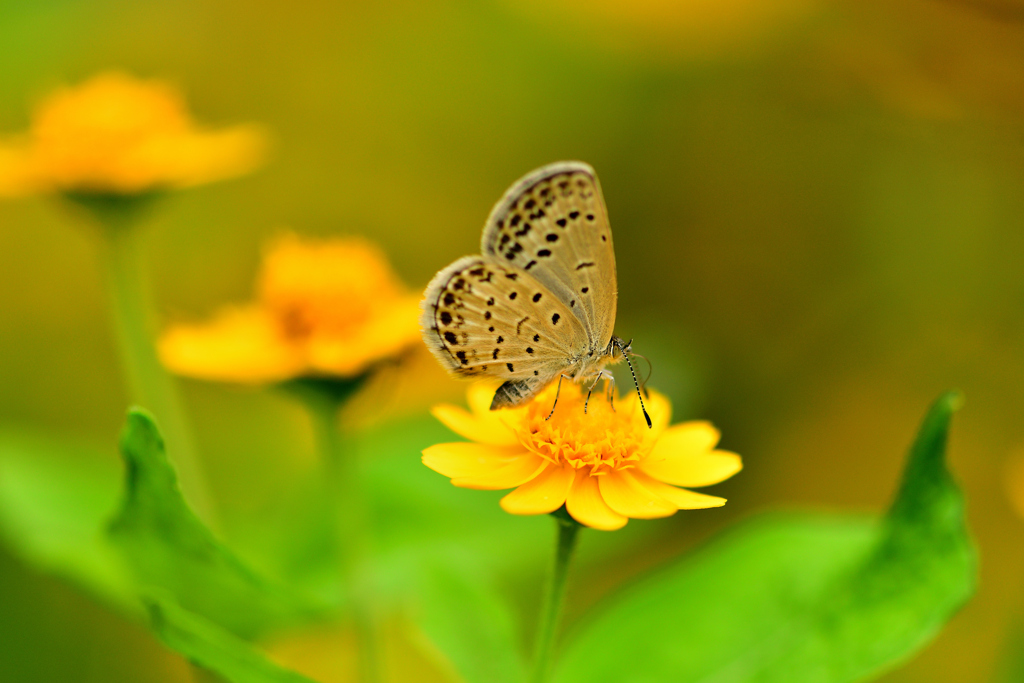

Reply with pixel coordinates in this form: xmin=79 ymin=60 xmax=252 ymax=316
xmin=614 ymin=339 xmax=652 ymax=429
xmin=628 ymin=352 xmax=653 ymax=395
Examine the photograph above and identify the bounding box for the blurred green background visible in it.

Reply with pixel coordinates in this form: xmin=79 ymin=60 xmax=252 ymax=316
xmin=1 ymin=0 xmax=1023 ymax=681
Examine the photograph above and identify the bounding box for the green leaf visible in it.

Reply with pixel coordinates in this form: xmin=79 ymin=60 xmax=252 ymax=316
xmin=0 ymin=429 xmax=134 ymax=609
xmin=996 ymin=623 xmax=1024 ymax=683
xmin=409 ymin=557 xmax=526 ymax=683
xmin=143 ymin=592 xmax=318 ymax=683
xmin=108 ymin=408 xmax=321 ymax=638
xmin=557 ymin=391 xmax=976 ymax=683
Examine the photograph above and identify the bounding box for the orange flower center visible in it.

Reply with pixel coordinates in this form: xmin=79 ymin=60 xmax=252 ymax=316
xmin=511 ymin=382 xmax=654 ymax=476
xmin=258 ymin=235 xmax=407 ymax=341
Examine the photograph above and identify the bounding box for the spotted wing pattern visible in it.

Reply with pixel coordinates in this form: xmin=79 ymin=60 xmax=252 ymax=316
xmin=480 ymin=161 xmax=617 ymax=349
xmin=420 ymin=255 xmax=587 ymax=401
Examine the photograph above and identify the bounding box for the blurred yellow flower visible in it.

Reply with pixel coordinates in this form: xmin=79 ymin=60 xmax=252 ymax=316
xmin=423 ymin=381 xmax=741 ymax=530
xmin=0 ymin=71 xmax=266 ymax=197
xmin=1006 ymin=451 xmax=1024 ymax=521
xmin=160 ymin=234 xmax=422 ymax=383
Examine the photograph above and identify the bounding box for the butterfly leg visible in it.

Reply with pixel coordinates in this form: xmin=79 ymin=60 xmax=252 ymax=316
xmin=604 ymin=370 xmax=617 ymax=412
xmin=583 ymin=373 xmax=605 ymax=415
xmin=545 ymin=374 xmax=571 ymax=421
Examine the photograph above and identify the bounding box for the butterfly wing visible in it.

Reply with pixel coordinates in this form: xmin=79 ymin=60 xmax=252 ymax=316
xmin=480 ymin=161 xmax=617 ymax=351
xmin=420 ymin=255 xmax=587 ymax=404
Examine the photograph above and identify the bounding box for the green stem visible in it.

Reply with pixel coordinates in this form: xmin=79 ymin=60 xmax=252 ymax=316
xmin=189 ymin=663 xmax=228 ymax=682
xmin=303 ymin=386 xmax=380 ymax=683
xmin=96 ymin=212 xmax=216 ymax=526
xmin=531 ymin=512 xmax=582 ymax=683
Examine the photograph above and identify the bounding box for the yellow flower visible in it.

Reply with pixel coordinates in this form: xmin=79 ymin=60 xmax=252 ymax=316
xmin=1007 ymin=450 xmax=1024 ymax=522
xmin=159 ymin=234 xmax=422 ymax=383
xmin=0 ymin=71 xmax=266 ymax=197
xmin=423 ymin=381 xmax=742 ymax=530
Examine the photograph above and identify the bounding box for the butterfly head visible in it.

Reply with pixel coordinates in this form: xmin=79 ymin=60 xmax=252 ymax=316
xmin=607 ymin=336 xmax=632 ymax=359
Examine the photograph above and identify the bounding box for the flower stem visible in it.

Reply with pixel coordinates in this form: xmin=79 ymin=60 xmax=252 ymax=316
xmin=190 ymin=663 xmax=228 ymax=682
xmin=531 ymin=511 xmax=582 ymax=683
xmin=299 ymin=381 xmax=380 ymax=683
xmin=95 ymin=208 xmax=216 ymax=526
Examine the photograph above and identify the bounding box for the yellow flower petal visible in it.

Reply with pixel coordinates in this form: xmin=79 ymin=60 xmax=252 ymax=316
xmin=659 ymin=420 xmax=721 ymax=451
xmin=632 ymin=471 xmax=727 ymax=509
xmin=431 ymin=404 xmax=518 ymax=447
xmin=451 ymin=453 xmax=548 ymax=490
xmin=1006 ymin=451 xmax=1024 ymax=521
xmin=644 ymin=389 xmax=673 ymax=434
xmin=500 ymin=463 xmax=576 ymax=515
xmin=566 ymin=473 xmax=628 ymax=531
xmin=641 ymin=422 xmax=742 ymax=487
xmin=651 ymin=448 xmax=742 ymax=488
xmin=467 ymin=380 xmax=504 ymax=416
xmin=305 ymin=296 xmax=420 ymax=376
xmin=0 ymin=141 xmax=42 ymax=197
xmin=158 ymin=306 xmax=303 ymax=383
xmin=421 ymin=442 xmax=526 ymax=479
xmin=598 ymin=469 xmax=678 ymax=519
xmin=160 ymin=125 xmax=268 ymax=189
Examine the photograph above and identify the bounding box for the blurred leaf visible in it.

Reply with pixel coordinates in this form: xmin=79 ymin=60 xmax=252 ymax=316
xmin=557 ymin=391 xmax=975 ymax=683
xmin=108 ymin=408 xmax=322 ymax=639
xmin=144 ymin=592 xmax=318 ymax=683
xmin=409 ymin=558 xmax=526 ymax=683
xmin=0 ymin=429 xmax=134 ymax=608
xmin=995 ymin=623 xmax=1024 ymax=683
xmin=220 ymin=411 xmax=551 ymax=605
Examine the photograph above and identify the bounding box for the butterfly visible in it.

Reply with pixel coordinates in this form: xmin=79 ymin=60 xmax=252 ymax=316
xmin=420 ymin=161 xmax=650 ymax=426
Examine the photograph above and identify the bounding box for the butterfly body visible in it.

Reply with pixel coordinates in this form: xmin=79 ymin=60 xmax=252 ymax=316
xmin=421 ymin=161 xmax=625 ymax=410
